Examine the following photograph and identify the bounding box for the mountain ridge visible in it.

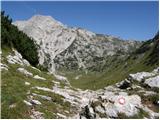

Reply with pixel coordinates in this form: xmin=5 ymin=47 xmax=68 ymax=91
xmin=1 ymin=12 xmax=159 ymax=119
xmin=13 ymin=15 xmax=142 ymax=73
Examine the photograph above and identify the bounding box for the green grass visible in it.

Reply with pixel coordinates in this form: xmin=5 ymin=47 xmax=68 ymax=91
xmin=1 ymin=66 xmax=31 ymax=118
xmin=29 ymin=89 xmax=74 ymax=118
xmin=1 ymin=39 xmax=158 ymax=118
xmin=1 ymin=48 xmax=75 ymax=119
xmin=61 ymin=48 xmax=158 ymax=90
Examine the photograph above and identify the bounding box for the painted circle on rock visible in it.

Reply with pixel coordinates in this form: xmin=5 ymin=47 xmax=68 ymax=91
xmin=118 ymin=97 xmax=125 ymax=105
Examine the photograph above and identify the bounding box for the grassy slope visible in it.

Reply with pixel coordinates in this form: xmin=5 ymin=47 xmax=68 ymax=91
xmin=1 ymin=35 xmax=158 ymax=118
xmin=1 ymin=48 xmax=75 ymax=119
xmin=64 ymin=38 xmax=158 ymax=90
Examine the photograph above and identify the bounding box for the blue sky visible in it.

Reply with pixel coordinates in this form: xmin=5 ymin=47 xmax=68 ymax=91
xmin=2 ymin=1 xmax=159 ymax=41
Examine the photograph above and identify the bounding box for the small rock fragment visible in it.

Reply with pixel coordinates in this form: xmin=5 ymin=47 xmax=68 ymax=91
xmin=23 ymin=100 xmax=32 ymax=106
xmin=33 ymin=75 xmax=46 ymax=80
xmin=25 ymin=82 xmax=30 ymax=86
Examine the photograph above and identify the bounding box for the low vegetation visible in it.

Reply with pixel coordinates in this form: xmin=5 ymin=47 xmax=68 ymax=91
xmin=1 ymin=48 xmax=74 ymax=118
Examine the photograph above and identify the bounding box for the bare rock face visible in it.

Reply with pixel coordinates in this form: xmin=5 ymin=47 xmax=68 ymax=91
xmin=13 ymin=15 xmax=141 ymax=73
xmin=129 ymin=72 xmax=155 ymax=82
xmin=78 ymin=68 xmax=159 ymax=119
xmin=1 ymin=63 xmax=8 ymax=71
xmin=144 ymin=76 xmax=159 ymax=88
xmin=129 ymin=68 xmax=159 ymax=89
xmin=7 ymin=49 xmax=30 ymax=66
xmin=80 ymin=94 xmax=142 ymax=118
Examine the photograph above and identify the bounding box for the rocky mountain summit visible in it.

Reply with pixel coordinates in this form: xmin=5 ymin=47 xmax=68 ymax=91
xmin=13 ymin=15 xmax=141 ymax=72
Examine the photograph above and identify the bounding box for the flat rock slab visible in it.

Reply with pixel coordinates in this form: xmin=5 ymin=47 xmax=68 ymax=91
xmin=17 ymin=68 xmax=33 ymax=77
xmin=33 ymin=75 xmax=46 ymax=80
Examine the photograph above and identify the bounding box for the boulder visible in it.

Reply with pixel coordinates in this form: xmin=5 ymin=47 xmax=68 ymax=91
xmin=7 ymin=49 xmax=30 ymax=66
xmin=80 ymin=93 xmax=142 ymax=118
xmin=144 ymin=76 xmax=159 ymax=88
xmin=129 ymin=72 xmax=155 ymax=82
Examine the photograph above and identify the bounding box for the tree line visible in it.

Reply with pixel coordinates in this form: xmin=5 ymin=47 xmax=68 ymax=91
xmin=1 ymin=11 xmax=39 ymax=66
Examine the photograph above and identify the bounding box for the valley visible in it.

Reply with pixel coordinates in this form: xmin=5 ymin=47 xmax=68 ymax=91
xmin=1 ymin=12 xmax=159 ymax=119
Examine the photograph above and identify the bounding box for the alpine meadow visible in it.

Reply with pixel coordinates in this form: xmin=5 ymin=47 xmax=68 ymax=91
xmin=1 ymin=1 xmax=159 ymax=119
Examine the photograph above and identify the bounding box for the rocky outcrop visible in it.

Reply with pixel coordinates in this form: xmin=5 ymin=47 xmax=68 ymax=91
xmin=129 ymin=68 xmax=159 ymax=89
xmin=29 ymin=67 xmax=158 ymax=119
xmin=3 ymin=49 xmax=159 ymax=119
xmin=7 ymin=49 xmax=30 ymax=66
xmin=129 ymin=72 xmax=155 ymax=82
xmin=144 ymin=76 xmax=159 ymax=88
xmin=78 ymin=68 xmax=159 ymax=119
xmin=1 ymin=63 xmax=8 ymax=71
xmin=80 ymin=94 xmax=142 ymax=118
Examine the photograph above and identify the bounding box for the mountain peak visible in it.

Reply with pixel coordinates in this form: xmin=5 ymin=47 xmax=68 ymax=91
xmin=28 ymin=14 xmax=64 ymax=27
xmin=30 ymin=14 xmax=53 ymax=21
xmin=14 ymin=14 xmax=142 ymax=73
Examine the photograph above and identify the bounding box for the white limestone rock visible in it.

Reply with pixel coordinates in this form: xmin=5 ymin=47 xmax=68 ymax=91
xmin=31 ymin=66 xmax=41 ymax=72
xmin=7 ymin=49 xmax=30 ymax=66
xmin=54 ymin=74 xmax=67 ymax=81
xmin=129 ymin=72 xmax=155 ymax=82
xmin=94 ymin=105 xmax=105 ymax=113
xmin=54 ymin=74 xmax=70 ymax=85
xmin=14 ymin=15 xmax=140 ymax=73
xmin=17 ymin=68 xmax=33 ymax=77
xmin=23 ymin=100 xmax=32 ymax=106
xmin=33 ymin=75 xmax=46 ymax=81
xmin=34 ymin=86 xmax=54 ymax=93
xmin=144 ymin=76 xmax=159 ymax=88
xmin=25 ymin=82 xmax=31 ymax=86
xmin=57 ymin=113 xmax=67 ymax=118
xmin=1 ymin=63 xmax=8 ymax=71
xmin=9 ymin=103 xmax=16 ymax=108
xmin=84 ymin=94 xmax=142 ymax=118
xmin=143 ymin=91 xmax=157 ymax=96
xmin=75 ymin=75 xmax=82 ymax=80
xmin=52 ymin=80 xmax=60 ymax=85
